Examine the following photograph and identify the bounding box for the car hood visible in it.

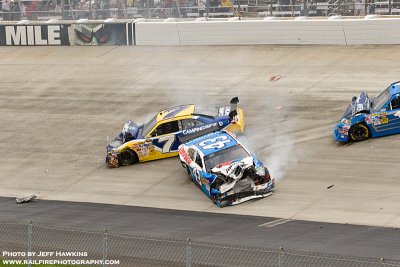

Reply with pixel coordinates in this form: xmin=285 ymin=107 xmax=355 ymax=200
xmin=211 ymin=156 xmax=254 ymax=178
xmin=343 ymin=91 xmax=371 ymax=119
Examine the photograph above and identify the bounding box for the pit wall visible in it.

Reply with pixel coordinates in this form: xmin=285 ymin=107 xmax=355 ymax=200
xmin=1 ymin=18 xmax=400 ymax=46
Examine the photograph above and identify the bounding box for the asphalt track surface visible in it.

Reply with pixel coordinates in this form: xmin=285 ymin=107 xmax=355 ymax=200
xmin=1 ymin=46 xmax=400 ymax=232
xmin=1 ymin=196 xmax=400 ymax=260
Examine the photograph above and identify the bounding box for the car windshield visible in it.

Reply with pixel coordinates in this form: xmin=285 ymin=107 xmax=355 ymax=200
xmin=204 ymin=145 xmax=250 ymax=172
xmin=372 ymin=87 xmax=391 ymax=110
xmin=142 ymin=114 xmax=157 ymax=137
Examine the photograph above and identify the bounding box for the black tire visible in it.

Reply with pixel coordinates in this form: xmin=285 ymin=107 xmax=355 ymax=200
xmin=349 ymin=123 xmax=370 ymax=142
xmin=219 ymin=200 xmax=229 ymax=208
xmin=186 ymin=166 xmax=192 ymax=180
xmin=180 ymin=161 xmax=187 ymax=169
xmin=210 ymin=194 xmax=229 ymax=208
xmin=118 ymin=150 xmax=138 ymax=166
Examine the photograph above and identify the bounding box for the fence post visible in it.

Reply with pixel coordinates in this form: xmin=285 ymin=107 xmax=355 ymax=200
xmin=102 ymin=229 xmax=108 ymax=267
xmin=185 ymin=238 xmax=192 ymax=267
xmin=278 ymin=247 xmax=284 ymax=267
xmin=27 ymin=220 xmax=32 ymax=267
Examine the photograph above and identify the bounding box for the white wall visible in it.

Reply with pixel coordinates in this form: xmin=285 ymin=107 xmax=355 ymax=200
xmin=342 ymin=19 xmax=400 ymax=45
xmin=135 ymin=18 xmax=400 ymax=45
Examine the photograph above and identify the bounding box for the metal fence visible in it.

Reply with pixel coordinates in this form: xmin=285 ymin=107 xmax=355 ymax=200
xmin=1 ymin=220 xmax=400 ymax=267
xmin=1 ymin=0 xmax=400 ymax=21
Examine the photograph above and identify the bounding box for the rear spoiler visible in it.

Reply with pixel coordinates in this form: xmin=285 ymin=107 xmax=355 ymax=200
xmin=179 ymin=122 xmax=224 ymax=144
xmin=229 ymin=97 xmax=239 ymax=121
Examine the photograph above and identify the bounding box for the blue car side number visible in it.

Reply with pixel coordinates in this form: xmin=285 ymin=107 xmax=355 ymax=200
xmin=199 ymin=136 xmax=230 ymax=150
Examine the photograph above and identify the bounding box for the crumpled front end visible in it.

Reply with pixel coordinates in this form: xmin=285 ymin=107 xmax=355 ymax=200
xmin=226 ymin=178 xmax=275 ymax=206
xmin=105 ymin=139 xmax=124 ymax=168
xmin=210 ymin=157 xmax=275 ymax=207
xmin=333 ymin=120 xmax=351 ymax=142
xmin=106 ymin=149 xmax=119 ymax=168
xmin=105 ymin=120 xmax=140 ymax=167
xmin=334 ymin=92 xmax=371 ymax=142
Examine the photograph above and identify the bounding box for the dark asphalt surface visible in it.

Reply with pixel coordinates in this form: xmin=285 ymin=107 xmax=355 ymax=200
xmin=0 ymin=197 xmax=399 ymax=261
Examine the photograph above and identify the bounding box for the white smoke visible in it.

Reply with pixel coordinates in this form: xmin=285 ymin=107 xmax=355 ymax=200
xmin=237 ymin=99 xmax=302 ymax=182
xmin=239 ymin=131 xmax=298 ymax=182
xmin=260 ymin=136 xmax=297 ymax=181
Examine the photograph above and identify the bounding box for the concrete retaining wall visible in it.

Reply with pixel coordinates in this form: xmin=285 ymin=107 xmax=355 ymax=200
xmin=1 ymin=17 xmax=399 ymax=46
xmin=135 ymin=18 xmax=400 ymax=45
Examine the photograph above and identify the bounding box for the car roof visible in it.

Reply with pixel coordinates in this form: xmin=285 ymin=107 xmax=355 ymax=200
xmin=187 ymin=131 xmax=239 ymax=156
xmin=157 ymin=104 xmax=195 ymax=122
xmin=389 ymin=81 xmax=400 ymax=96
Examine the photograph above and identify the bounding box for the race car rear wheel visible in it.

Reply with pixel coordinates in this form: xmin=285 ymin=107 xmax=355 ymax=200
xmin=118 ymin=150 xmax=138 ymax=166
xmin=349 ymin=123 xmax=370 ymax=142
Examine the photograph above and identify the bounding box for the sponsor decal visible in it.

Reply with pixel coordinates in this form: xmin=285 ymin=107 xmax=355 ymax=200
xmin=2 ymin=25 xmax=66 ymax=46
xmin=0 ymin=23 xmax=133 ymax=46
xmin=182 ymin=122 xmax=219 ymax=135
xmin=225 ymin=162 xmax=238 ymax=174
xmin=366 ymin=112 xmax=389 ymax=126
xmin=68 ymin=23 xmax=127 ymax=46
xmin=179 ymin=146 xmax=192 ymax=164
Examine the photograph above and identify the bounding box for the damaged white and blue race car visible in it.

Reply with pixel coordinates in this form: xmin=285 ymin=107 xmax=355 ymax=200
xmin=334 ymin=81 xmax=400 ymax=142
xmin=178 ymin=130 xmax=275 ymax=207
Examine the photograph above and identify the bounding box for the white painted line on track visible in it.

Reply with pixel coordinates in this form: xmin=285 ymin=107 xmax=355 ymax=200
xmin=258 ymin=219 xmax=291 ymax=228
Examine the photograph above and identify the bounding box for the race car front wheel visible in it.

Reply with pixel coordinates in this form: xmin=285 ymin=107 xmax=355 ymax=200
xmin=349 ymin=123 xmax=370 ymax=142
xmin=118 ymin=150 xmax=138 ymax=166
xmin=210 ymin=176 xmax=229 ymax=208
xmin=185 ymin=166 xmax=192 ymax=181
xmin=211 ymin=194 xmax=229 ymax=208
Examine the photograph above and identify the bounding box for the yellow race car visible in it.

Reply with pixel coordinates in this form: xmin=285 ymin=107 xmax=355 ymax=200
xmin=106 ymin=97 xmax=245 ymax=167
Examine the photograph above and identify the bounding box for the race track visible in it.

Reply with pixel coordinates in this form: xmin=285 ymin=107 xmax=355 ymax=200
xmin=1 ymin=45 xmax=400 ymax=227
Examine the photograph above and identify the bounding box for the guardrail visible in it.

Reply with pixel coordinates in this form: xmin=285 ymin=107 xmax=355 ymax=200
xmin=1 ymin=220 xmax=400 ymax=267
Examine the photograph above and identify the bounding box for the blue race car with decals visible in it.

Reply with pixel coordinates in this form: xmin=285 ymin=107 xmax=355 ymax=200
xmin=334 ymin=81 xmax=400 ymax=142
xmin=178 ymin=131 xmax=275 ymax=207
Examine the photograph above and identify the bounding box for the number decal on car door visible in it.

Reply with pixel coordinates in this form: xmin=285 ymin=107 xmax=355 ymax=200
xmin=158 ymin=135 xmax=175 ymax=153
xmin=199 ymin=136 xmax=230 ymax=150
